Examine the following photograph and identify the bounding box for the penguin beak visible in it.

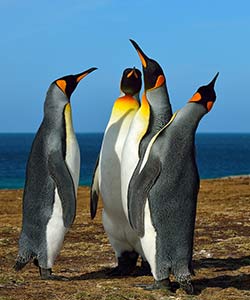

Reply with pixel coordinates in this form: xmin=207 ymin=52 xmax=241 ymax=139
xmin=55 ymin=67 xmax=97 ymax=99
xmin=127 ymin=67 xmax=139 ymax=79
xmin=75 ymin=67 xmax=98 ymax=83
xmin=129 ymin=39 xmax=148 ymax=68
xmin=208 ymin=72 xmax=219 ymax=88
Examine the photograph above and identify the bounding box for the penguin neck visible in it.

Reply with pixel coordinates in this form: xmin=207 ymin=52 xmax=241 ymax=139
xmin=110 ymin=94 xmax=139 ymax=123
xmin=119 ymin=91 xmax=140 ymax=101
xmin=176 ymin=102 xmax=208 ymax=134
xmin=132 ymin=92 xmax=140 ymax=102
xmin=145 ymin=84 xmax=173 ymax=133
xmin=43 ymin=84 xmax=68 ymax=128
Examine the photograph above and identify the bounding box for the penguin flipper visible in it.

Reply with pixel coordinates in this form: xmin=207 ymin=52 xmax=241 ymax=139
xmin=90 ymin=154 xmax=100 ymax=219
xmin=128 ymin=153 xmax=161 ymax=237
xmin=48 ymin=151 xmax=76 ymax=228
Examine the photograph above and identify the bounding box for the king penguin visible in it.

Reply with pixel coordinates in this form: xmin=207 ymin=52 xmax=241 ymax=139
xmin=121 ymin=39 xmax=173 ymax=222
xmin=14 ymin=67 xmax=97 ymax=279
xmin=128 ymin=73 xmax=219 ymax=293
xmin=90 ymin=67 xmax=144 ymax=275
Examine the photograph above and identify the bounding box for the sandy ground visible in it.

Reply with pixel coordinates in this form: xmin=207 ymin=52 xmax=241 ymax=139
xmin=0 ymin=176 xmax=249 ymax=300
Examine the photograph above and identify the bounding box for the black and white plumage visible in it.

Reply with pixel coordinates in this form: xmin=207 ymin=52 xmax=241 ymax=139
xmin=14 ymin=68 xmax=97 ymax=279
xmin=128 ymin=73 xmax=219 ymax=293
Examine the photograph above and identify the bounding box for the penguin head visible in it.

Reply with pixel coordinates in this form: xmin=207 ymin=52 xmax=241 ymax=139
xmin=54 ymin=67 xmax=97 ymax=100
xmin=189 ymin=73 xmax=219 ymax=112
xmin=130 ymin=39 xmax=165 ymax=91
xmin=120 ymin=67 xmax=142 ymax=96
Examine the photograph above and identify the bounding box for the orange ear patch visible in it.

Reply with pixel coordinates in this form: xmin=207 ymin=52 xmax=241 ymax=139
xmin=56 ymin=80 xmax=67 ymax=94
xmin=154 ymin=75 xmax=165 ymax=88
xmin=189 ymin=92 xmax=202 ymax=103
xmin=76 ymin=73 xmax=88 ymax=83
xmin=207 ymin=101 xmax=214 ymax=111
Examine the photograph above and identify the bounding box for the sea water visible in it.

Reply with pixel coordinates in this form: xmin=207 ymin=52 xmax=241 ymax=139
xmin=0 ymin=133 xmax=249 ymax=189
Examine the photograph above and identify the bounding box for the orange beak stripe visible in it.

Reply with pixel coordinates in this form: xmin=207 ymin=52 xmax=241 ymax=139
xmin=189 ymin=92 xmax=202 ymax=103
xmin=154 ymin=75 xmax=165 ymax=88
xmin=133 ymin=70 xmax=138 ymax=78
xmin=76 ymin=73 xmax=88 ymax=83
xmin=137 ymin=50 xmax=147 ymax=68
xmin=207 ymin=101 xmax=214 ymax=111
xmin=127 ymin=69 xmax=139 ymax=79
xmin=56 ymin=79 xmax=67 ymax=94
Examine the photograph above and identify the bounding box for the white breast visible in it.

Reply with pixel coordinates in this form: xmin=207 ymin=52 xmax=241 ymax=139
xmin=140 ymin=199 xmax=157 ymax=278
xmin=121 ymin=109 xmax=148 ymax=219
xmin=46 ymin=103 xmax=80 ymax=268
xmin=64 ymin=103 xmax=80 ymax=193
xmin=99 ymin=108 xmax=136 ymax=214
xmin=46 ymin=188 xmax=68 ymax=268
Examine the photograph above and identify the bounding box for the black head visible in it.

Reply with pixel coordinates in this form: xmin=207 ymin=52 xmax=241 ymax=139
xmin=120 ymin=67 xmax=142 ymax=96
xmin=189 ymin=73 xmax=219 ymax=112
xmin=130 ymin=39 xmax=165 ymax=90
xmin=55 ymin=67 xmax=97 ymax=99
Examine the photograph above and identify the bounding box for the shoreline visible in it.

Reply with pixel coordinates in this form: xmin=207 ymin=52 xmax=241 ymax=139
xmin=0 ymin=174 xmax=249 ymax=191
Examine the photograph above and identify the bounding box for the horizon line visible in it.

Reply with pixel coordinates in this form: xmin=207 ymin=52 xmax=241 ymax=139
xmin=0 ymin=131 xmax=250 ymax=135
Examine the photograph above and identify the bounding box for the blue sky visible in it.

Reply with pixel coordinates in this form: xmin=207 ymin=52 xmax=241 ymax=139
xmin=0 ymin=0 xmax=249 ymax=133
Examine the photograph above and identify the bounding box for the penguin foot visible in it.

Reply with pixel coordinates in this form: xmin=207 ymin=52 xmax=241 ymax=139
xmin=139 ymin=260 xmax=152 ymax=276
xmin=107 ymin=251 xmax=139 ymax=276
xmin=106 ymin=264 xmax=135 ymax=277
xmin=177 ymin=277 xmax=194 ymax=295
xmin=39 ymin=267 xmax=52 ymax=279
xmin=39 ymin=267 xmax=69 ymax=281
xmin=136 ymin=278 xmax=173 ymax=293
xmin=33 ymin=258 xmax=39 ymax=267
xmin=13 ymin=260 xmax=28 ymax=271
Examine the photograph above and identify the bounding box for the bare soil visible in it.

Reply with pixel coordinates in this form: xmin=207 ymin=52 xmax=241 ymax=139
xmin=0 ymin=176 xmax=249 ymax=300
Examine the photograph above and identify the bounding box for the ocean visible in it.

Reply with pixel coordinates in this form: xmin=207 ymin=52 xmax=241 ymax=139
xmin=0 ymin=133 xmax=249 ymax=189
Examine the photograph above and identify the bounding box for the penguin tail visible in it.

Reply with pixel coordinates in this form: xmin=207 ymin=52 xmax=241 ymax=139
xmin=13 ymin=252 xmax=34 ymax=271
xmin=90 ymin=190 xmax=99 ymax=219
xmin=90 ymin=155 xmax=100 ymax=219
xmin=33 ymin=258 xmax=39 ymax=267
xmin=13 ymin=259 xmax=29 ymax=271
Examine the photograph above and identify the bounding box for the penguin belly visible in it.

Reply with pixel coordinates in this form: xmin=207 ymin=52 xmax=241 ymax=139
xmin=121 ymin=131 xmax=140 ymax=220
xmin=140 ymin=199 xmax=157 ymax=277
xmin=46 ymin=107 xmax=80 ymax=268
xmin=121 ymin=101 xmax=150 ymax=220
xmin=65 ymin=133 xmax=80 ymax=193
xmin=99 ymin=111 xmax=142 ymax=257
xmin=46 ymin=188 xmax=67 ymax=268
xmin=64 ymin=104 xmax=80 ymax=193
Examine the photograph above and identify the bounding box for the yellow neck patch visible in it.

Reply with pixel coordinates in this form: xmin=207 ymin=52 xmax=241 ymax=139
xmin=140 ymin=93 xmax=150 ymax=117
xmin=134 ymin=93 xmax=151 ymax=144
xmin=112 ymin=95 xmax=139 ymax=113
xmin=64 ymin=103 xmax=73 ymax=140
